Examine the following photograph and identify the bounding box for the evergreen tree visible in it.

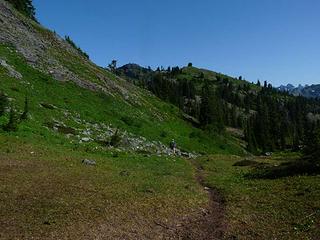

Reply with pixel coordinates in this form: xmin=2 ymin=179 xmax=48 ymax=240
xmin=0 ymin=92 xmax=8 ymax=117
xmin=5 ymin=0 xmax=36 ymax=21
xmin=20 ymin=96 xmax=29 ymax=120
xmin=199 ymin=80 xmax=225 ymax=133
xmin=108 ymin=60 xmax=117 ymax=73
xmin=257 ymin=80 xmax=261 ymax=86
xmin=245 ymin=117 xmax=258 ymax=153
xmin=199 ymin=81 xmax=211 ymax=126
xmin=264 ymin=81 xmax=268 ymax=88
xmin=231 ymin=106 xmax=238 ymax=127
xmin=110 ymin=129 xmax=121 ymax=147
xmin=303 ymin=123 xmax=320 ymax=166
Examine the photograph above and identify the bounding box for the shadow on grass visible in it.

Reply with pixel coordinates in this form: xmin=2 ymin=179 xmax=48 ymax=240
xmin=246 ymin=159 xmax=320 ymax=179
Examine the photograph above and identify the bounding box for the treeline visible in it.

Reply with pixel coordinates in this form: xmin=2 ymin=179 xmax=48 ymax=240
xmin=119 ymin=65 xmax=246 ymax=133
xmin=4 ymin=0 xmax=36 ymax=21
xmin=119 ymin=64 xmax=320 ymax=154
xmin=244 ymin=87 xmax=319 ymax=153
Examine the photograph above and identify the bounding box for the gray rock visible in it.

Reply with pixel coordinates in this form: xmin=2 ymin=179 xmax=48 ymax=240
xmin=82 ymin=159 xmax=96 ymax=166
xmin=0 ymin=59 xmax=22 ymax=79
xmin=80 ymin=137 xmax=91 ymax=142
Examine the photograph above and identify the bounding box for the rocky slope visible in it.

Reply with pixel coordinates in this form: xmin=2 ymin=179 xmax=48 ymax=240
xmin=0 ymin=0 xmax=144 ymax=102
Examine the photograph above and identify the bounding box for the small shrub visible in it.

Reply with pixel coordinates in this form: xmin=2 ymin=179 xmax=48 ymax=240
xmin=233 ymin=159 xmax=261 ymax=167
xmin=189 ymin=131 xmax=197 ymax=138
xmin=44 ymin=121 xmax=76 ymax=135
xmin=40 ymin=102 xmax=56 ymax=110
xmin=219 ymin=144 xmax=226 ymax=150
xmin=160 ymin=131 xmax=167 ymax=138
xmin=189 ymin=131 xmax=204 ymax=139
xmin=10 ymin=87 xmax=19 ymax=92
xmin=96 ymin=140 xmax=110 ymax=147
xmin=110 ymin=129 xmax=121 ymax=147
xmin=120 ymin=116 xmax=142 ymax=128
xmin=57 ymin=126 xmax=76 ymax=135
xmin=4 ymin=106 xmax=19 ymax=132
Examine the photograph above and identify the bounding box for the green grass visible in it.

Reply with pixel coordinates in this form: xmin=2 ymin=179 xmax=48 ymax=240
xmin=197 ymin=155 xmax=320 ymax=239
xmin=0 ymin=42 xmax=243 ymax=238
xmin=0 ymin=135 xmax=207 ymax=239
xmin=0 ymin=43 xmax=243 ymax=155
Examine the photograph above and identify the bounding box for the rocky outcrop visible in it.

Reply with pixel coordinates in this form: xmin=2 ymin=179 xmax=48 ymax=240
xmin=43 ymin=108 xmax=197 ymax=158
xmin=0 ymin=58 xmax=22 ymax=79
xmin=82 ymin=159 xmax=96 ymax=166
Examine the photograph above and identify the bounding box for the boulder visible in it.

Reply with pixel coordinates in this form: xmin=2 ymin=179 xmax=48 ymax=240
xmin=80 ymin=137 xmax=91 ymax=142
xmin=82 ymin=159 xmax=96 ymax=166
xmin=0 ymin=59 xmax=22 ymax=79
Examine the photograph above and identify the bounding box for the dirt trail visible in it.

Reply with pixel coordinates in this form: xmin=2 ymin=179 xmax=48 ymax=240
xmin=164 ymin=159 xmax=228 ymax=239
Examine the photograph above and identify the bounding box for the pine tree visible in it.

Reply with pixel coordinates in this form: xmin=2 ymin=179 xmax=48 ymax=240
xmin=108 ymin=60 xmax=117 ymax=73
xmin=0 ymin=92 xmax=8 ymax=117
xmin=110 ymin=128 xmax=121 ymax=147
xmin=303 ymin=123 xmax=320 ymax=166
xmin=20 ymin=96 xmax=29 ymax=120
xmin=199 ymin=81 xmax=211 ymax=126
xmin=5 ymin=0 xmax=36 ymax=21
xmin=231 ymin=106 xmax=238 ymax=128
xmin=257 ymin=80 xmax=261 ymax=86
xmin=245 ymin=117 xmax=258 ymax=153
xmin=263 ymin=81 xmax=267 ymax=88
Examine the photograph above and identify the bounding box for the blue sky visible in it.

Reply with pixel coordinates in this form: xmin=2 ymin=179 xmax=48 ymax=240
xmin=34 ymin=0 xmax=320 ymax=86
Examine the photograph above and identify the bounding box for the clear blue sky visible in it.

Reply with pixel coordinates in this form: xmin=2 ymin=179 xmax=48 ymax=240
xmin=33 ymin=0 xmax=320 ymax=86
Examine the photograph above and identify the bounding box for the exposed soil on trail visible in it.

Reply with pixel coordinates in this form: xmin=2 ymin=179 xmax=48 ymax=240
xmin=177 ymin=161 xmax=227 ymax=239
xmin=158 ymin=160 xmax=228 ymax=240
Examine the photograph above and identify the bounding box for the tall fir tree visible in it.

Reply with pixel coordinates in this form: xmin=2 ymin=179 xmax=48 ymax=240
xmin=5 ymin=0 xmax=36 ymax=21
xmin=0 ymin=92 xmax=8 ymax=117
xmin=20 ymin=96 xmax=29 ymax=120
xmin=245 ymin=117 xmax=258 ymax=153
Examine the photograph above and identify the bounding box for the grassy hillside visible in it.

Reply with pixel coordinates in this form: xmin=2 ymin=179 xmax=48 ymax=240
xmin=0 ymin=43 xmax=243 ymax=155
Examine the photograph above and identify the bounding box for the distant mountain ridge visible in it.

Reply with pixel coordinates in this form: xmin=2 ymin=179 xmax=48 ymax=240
xmin=278 ymin=84 xmax=320 ymax=98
